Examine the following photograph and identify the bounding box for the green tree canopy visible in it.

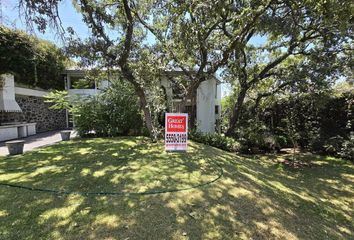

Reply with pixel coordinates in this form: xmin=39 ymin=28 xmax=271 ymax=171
xmin=19 ymin=0 xmax=165 ymax=139
xmin=18 ymin=0 xmax=353 ymax=138
xmin=218 ymin=0 xmax=353 ymax=136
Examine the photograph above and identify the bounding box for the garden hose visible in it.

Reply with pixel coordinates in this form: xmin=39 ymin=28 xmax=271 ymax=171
xmin=0 ymin=157 xmax=223 ymax=196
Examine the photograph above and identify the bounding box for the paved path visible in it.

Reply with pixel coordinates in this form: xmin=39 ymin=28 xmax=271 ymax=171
xmin=0 ymin=130 xmax=77 ymax=156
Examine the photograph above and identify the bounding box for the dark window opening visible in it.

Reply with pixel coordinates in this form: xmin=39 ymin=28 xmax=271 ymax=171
xmin=215 ymin=83 xmax=218 ymax=99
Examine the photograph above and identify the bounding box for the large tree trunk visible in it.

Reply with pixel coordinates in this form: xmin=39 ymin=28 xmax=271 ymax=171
xmin=190 ymin=93 xmax=197 ymax=128
xmin=225 ymin=87 xmax=248 ymax=137
xmin=135 ymin=86 xmax=156 ymax=139
xmin=121 ymin=66 xmax=156 ymax=140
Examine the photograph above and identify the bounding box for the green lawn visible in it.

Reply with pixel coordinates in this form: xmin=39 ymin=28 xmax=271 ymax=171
xmin=0 ymin=137 xmax=353 ymax=240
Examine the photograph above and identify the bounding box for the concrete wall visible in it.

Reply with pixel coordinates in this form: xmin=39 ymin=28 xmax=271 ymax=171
xmin=0 ymin=95 xmax=66 ymax=133
xmin=196 ymin=78 xmax=217 ymax=133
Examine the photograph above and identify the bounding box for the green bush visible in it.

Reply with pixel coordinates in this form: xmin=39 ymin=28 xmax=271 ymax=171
xmin=74 ymin=81 xmax=143 ymax=137
xmin=339 ymin=134 xmax=354 ymax=161
xmin=73 ymin=99 xmax=100 ymax=137
xmin=226 ymin=92 xmax=353 ymax=155
xmin=189 ymin=131 xmax=240 ymax=152
xmin=234 ymin=120 xmax=282 ymax=153
xmin=238 ymin=135 xmax=281 ymax=154
xmin=323 ymin=135 xmax=344 ymax=155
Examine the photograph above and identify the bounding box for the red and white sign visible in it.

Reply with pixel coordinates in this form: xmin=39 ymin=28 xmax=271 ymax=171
xmin=165 ymin=113 xmax=188 ymax=151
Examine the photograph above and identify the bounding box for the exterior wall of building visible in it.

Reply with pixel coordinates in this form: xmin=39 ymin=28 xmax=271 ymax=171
xmin=68 ymin=89 xmax=100 ymax=97
xmin=0 ymin=95 xmax=66 ymax=133
xmin=215 ymin=81 xmax=222 ymax=133
xmin=0 ymin=74 xmax=22 ymax=112
xmin=196 ymin=78 xmax=217 ymax=133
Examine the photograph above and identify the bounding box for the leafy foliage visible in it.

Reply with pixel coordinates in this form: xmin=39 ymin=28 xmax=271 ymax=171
xmin=45 ymin=80 xmax=143 ymax=137
xmin=189 ymin=131 xmax=240 ymax=152
xmin=222 ymin=87 xmax=354 ymax=158
xmin=236 ymin=120 xmax=280 ymax=154
xmin=77 ymin=95 xmax=142 ymax=136
xmin=18 ymin=0 xmax=354 ymax=145
xmin=324 ymin=136 xmax=345 ymax=155
xmin=340 ymin=134 xmax=354 ymax=161
xmin=220 ymin=94 xmax=235 ymax=132
xmin=0 ymin=26 xmax=67 ymax=89
xmin=44 ymin=90 xmax=72 ymax=110
xmin=221 ymin=0 xmax=353 ymax=135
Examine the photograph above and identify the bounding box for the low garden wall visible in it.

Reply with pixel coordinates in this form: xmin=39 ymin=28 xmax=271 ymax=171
xmin=0 ymin=95 xmax=66 ymax=132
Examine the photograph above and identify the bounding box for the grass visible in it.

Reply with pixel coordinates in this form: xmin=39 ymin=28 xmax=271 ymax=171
xmin=0 ymin=137 xmax=353 ymax=240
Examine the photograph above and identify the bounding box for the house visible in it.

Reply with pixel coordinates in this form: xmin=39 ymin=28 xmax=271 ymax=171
xmin=160 ymin=71 xmax=222 ymax=133
xmin=63 ymin=69 xmax=222 ymax=133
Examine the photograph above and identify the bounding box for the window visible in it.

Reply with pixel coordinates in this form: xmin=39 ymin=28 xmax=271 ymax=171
xmin=215 ymin=83 xmax=218 ymax=99
xmin=63 ymin=75 xmax=68 ymax=89
xmin=215 ymin=105 xmax=219 ymax=115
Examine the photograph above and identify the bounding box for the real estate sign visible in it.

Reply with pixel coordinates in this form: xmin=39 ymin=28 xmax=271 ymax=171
xmin=165 ymin=113 xmax=188 ymax=151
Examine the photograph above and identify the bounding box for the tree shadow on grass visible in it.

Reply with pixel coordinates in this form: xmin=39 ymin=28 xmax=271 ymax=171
xmin=0 ymin=137 xmax=353 ymax=239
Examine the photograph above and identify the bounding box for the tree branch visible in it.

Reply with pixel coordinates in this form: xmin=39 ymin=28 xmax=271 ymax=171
xmin=209 ymin=0 xmax=275 ymax=74
xmin=80 ymin=0 xmax=112 ymax=46
xmin=252 ymin=80 xmax=293 ymax=112
xmin=132 ymin=7 xmax=195 ymax=82
xmin=118 ymin=0 xmax=134 ymax=66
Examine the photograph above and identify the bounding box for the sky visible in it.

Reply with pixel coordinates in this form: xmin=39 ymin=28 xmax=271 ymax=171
xmin=2 ymin=0 xmax=267 ymax=97
xmin=2 ymin=0 xmax=90 ymax=43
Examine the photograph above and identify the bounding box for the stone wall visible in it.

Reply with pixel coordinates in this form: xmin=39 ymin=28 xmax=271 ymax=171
xmin=0 ymin=95 xmax=66 ymax=132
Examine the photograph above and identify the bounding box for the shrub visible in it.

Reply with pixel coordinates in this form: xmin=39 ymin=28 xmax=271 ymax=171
xmin=73 ymin=99 xmax=100 ymax=137
xmin=238 ymin=135 xmax=281 ymax=154
xmin=323 ymin=135 xmax=344 ymax=155
xmin=226 ymin=92 xmax=353 ymax=155
xmin=45 ymin=80 xmax=143 ymax=137
xmin=74 ymin=81 xmax=143 ymax=137
xmin=189 ymin=131 xmax=240 ymax=152
xmin=339 ymin=134 xmax=354 ymax=161
xmin=234 ymin=120 xmax=282 ymax=153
